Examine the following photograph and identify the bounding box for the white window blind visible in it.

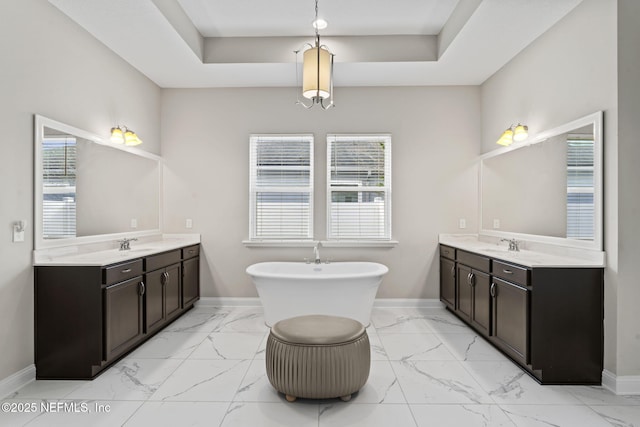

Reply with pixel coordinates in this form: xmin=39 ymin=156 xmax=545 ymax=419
xmin=42 ymin=136 xmax=77 ymax=239
xmin=566 ymin=134 xmax=594 ymax=240
xmin=249 ymin=135 xmax=314 ymax=240
xmin=327 ymin=134 xmax=392 ymax=240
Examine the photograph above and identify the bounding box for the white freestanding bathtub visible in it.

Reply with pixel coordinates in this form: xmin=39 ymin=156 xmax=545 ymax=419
xmin=246 ymin=262 xmax=389 ymax=327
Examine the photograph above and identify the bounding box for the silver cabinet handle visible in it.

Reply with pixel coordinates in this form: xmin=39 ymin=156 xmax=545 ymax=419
xmin=189 ymin=250 xmax=195 ymax=254
xmin=469 ymin=273 xmax=475 ymax=287
xmin=139 ymin=281 xmax=145 ymax=296
xmin=162 ymin=271 xmax=169 ymax=285
xmin=490 ymin=282 xmax=496 ymax=298
xmin=466 ymin=272 xmax=471 ymax=285
xmin=121 ymin=268 xmax=132 ymax=273
xmin=503 ymin=269 xmax=513 ymax=275
xmin=451 ymin=266 xmax=455 ymax=277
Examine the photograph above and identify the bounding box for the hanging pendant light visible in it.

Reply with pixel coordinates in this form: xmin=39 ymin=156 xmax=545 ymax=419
xmin=295 ymin=0 xmax=335 ymax=109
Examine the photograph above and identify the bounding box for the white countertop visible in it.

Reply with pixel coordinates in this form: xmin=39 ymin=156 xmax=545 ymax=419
xmin=33 ymin=234 xmax=201 ymax=267
xmin=439 ymin=234 xmax=605 ymax=268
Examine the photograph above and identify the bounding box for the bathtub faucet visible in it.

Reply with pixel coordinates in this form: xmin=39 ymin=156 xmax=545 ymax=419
xmin=313 ymin=242 xmax=322 ymax=264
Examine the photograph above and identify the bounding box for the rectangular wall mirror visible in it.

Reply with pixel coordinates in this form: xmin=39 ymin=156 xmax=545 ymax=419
xmin=34 ymin=115 xmax=162 ymax=249
xmin=479 ymin=111 xmax=603 ymax=251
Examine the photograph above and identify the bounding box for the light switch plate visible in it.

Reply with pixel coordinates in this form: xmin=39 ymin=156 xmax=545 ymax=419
xmin=493 ymin=219 xmax=500 ymax=229
xmin=130 ymin=218 xmax=138 ymax=229
xmin=186 ymin=218 xmax=193 ymax=229
xmin=458 ymin=218 xmax=466 ymax=229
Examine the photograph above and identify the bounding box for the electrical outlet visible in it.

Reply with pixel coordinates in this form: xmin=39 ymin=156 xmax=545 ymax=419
xmin=186 ymin=218 xmax=193 ymax=229
xmin=493 ymin=219 xmax=500 ymax=229
xmin=458 ymin=218 xmax=466 ymax=229
xmin=13 ymin=220 xmax=26 ymax=243
xmin=130 ymin=218 xmax=138 ymax=229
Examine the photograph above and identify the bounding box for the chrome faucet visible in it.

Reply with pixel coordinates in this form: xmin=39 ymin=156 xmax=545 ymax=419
xmin=313 ymin=241 xmax=322 ymax=264
xmin=501 ymin=238 xmax=520 ymax=252
xmin=118 ymin=238 xmax=137 ymax=251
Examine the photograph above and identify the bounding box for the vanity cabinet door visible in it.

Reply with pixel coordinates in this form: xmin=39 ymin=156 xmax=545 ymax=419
xmin=104 ymin=276 xmax=144 ymax=361
xmin=146 ymin=264 xmax=182 ymax=332
xmin=165 ymin=263 xmax=182 ymax=320
xmin=470 ymin=270 xmax=491 ymax=335
xmin=456 ymin=264 xmax=472 ymax=322
xmin=492 ymin=277 xmax=530 ymax=364
xmin=145 ymin=269 xmax=165 ymax=332
xmin=183 ymin=256 xmax=200 ymax=308
xmin=440 ymin=257 xmax=456 ymax=310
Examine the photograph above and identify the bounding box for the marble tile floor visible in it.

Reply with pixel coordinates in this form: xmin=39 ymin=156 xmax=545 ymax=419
xmin=2 ymin=305 xmax=640 ymax=427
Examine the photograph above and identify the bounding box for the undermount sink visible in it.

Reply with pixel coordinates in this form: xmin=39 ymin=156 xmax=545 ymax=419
xmin=119 ymin=248 xmax=149 ymax=254
xmin=480 ymin=247 xmax=511 ymax=253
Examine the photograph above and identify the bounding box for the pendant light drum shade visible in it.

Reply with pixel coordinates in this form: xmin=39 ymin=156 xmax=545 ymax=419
xmin=303 ymin=46 xmax=331 ymax=100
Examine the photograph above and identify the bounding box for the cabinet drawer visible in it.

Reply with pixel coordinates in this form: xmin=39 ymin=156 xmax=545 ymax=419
xmin=146 ymin=250 xmax=181 ymax=272
xmin=457 ymin=250 xmax=490 ymax=272
xmin=103 ymin=259 xmax=144 ymax=285
xmin=492 ymin=260 xmax=530 ymax=286
xmin=182 ymin=244 xmax=200 ymax=260
xmin=439 ymin=245 xmax=456 ymax=260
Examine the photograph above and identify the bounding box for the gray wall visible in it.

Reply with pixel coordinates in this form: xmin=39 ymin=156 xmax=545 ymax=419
xmin=161 ymin=86 xmax=481 ymax=299
xmin=617 ymin=0 xmax=640 ymax=377
xmin=480 ymin=0 xmax=622 ymax=374
xmin=0 ymin=0 xmax=161 ymax=381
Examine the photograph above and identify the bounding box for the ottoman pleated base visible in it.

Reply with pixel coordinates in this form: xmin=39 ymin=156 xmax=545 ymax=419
xmin=266 ymin=314 xmax=371 ymax=402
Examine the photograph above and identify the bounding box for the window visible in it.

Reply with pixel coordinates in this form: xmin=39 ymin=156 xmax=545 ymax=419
xmin=42 ymin=136 xmax=77 ymax=239
xmin=327 ymin=134 xmax=392 ymax=240
xmin=249 ymin=135 xmax=314 ymax=241
xmin=566 ymin=134 xmax=594 ymax=240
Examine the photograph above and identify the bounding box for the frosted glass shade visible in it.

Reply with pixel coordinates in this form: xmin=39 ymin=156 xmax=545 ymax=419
xmin=124 ymin=130 xmax=142 ymax=146
xmin=513 ymin=124 xmax=529 ymax=142
xmin=496 ymin=128 xmax=514 ymax=146
xmin=110 ymin=127 xmax=124 ymax=144
xmin=302 ymin=46 xmax=331 ymax=100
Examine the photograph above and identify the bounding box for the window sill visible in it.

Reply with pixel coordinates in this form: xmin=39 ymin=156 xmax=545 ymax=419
xmin=321 ymin=240 xmax=399 ymax=248
xmin=242 ymin=240 xmax=316 ymax=248
xmin=242 ymin=240 xmax=399 ymax=248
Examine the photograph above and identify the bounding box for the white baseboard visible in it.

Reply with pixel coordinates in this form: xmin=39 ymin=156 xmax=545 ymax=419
xmin=373 ymin=298 xmax=444 ymax=308
xmin=0 ymin=365 xmax=35 ymax=399
xmin=602 ymin=369 xmax=640 ymax=395
xmin=196 ymin=297 xmax=261 ymax=307
xmin=197 ymin=297 xmax=443 ymax=309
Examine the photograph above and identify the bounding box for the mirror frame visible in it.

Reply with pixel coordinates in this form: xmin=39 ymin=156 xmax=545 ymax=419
xmin=479 ymin=111 xmax=603 ymax=251
xmin=34 ymin=114 xmax=163 ymax=250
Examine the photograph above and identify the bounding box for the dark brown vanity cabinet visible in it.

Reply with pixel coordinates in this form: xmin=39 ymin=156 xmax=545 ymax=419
xmin=456 ymin=251 xmax=491 ymax=336
xmin=145 ymin=250 xmax=182 ymax=333
xmin=439 ymin=245 xmax=456 ymax=310
xmin=490 ymin=261 xmax=530 ymax=365
xmin=182 ymin=245 xmax=200 ymax=308
xmin=102 ymin=258 xmax=146 ymax=363
xmin=104 ymin=275 xmax=144 ymax=362
xmin=439 ymin=244 xmax=603 ymax=385
xmin=35 ymin=244 xmax=201 ymax=380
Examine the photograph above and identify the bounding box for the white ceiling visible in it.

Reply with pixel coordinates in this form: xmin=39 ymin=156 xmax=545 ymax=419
xmin=177 ymin=0 xmax=459 ymax=37
xmin=49 ymin=0 xmax=583 ymax=89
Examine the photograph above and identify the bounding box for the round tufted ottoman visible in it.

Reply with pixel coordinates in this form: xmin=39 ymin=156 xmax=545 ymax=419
xmin=266 ymin=314 xmax=370 ymax=402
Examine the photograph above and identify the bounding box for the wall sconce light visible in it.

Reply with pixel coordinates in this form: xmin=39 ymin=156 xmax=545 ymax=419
xmin=496 ymin=123 xmax=528 ymax=146
xmin=295 ymin=0 xmax=335 ymax=110
xmin=110 ymin=126 xmax=143 ymax=146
